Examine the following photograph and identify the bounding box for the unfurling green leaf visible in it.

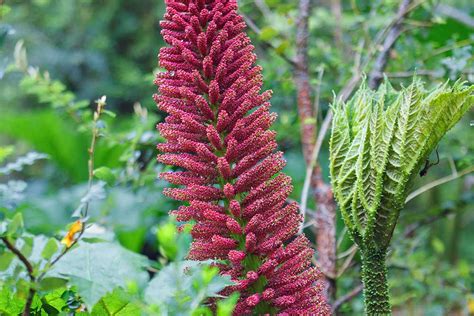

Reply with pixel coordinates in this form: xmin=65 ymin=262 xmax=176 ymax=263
xmin=330 ymin=78 xmax=473 ymax=314
xmin=330 ymin=79 xmax=473 ymax=250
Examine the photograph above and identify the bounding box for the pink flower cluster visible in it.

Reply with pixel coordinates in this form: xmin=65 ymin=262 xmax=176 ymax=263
xmin=155 ymin=0 xmax=329 ymax=314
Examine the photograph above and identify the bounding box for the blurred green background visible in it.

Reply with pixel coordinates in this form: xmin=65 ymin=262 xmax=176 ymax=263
xmin=0 ymin=0 xmax=473 ymax=314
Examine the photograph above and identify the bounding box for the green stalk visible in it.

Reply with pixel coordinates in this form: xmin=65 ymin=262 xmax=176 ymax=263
xmin=360 ymin=247 xmax=391 ymax=315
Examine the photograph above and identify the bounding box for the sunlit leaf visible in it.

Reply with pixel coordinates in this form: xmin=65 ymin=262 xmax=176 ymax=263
xmin=91 ymin=288 xmax=140 ymax=316
xmin=38 ymin=277 xmax=68 ymax=291
xmin=0 ymin=287 xmax=24 ymax=315
xmin=93 ymin=167 xmax=116 ymax=186
xmin=41 ymin=238 xmax=59 ymax=260
xmin=144 ymin=261 xmax=233 ymax=314
xmin=48 ymin=242 xmax=149 ymax=309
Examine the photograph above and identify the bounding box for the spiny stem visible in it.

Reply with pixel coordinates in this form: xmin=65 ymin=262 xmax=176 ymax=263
xmin=361 ymin=248 xmax=391 ymax=315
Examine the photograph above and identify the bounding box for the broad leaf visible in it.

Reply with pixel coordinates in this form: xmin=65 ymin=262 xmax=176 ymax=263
xmin=0 ymin=286 xmax=24 ymax=315
xmin=145 ymin=261 xmax=234 ymax=315
xmin=91 ymin=288 xmax=140 ymax=316
xmin=48 ymin=242 xmax=149 ymax=309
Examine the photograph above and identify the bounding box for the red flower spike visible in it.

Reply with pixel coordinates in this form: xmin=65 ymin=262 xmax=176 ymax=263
xmin=217 ymin=157 xmax=231 ymax=180
xmin=156 ymin=1 xmax=329 ymax=314
xmin=246 ymin=294 xmax=260 ymax=307
xmin=206 ymin=125 xmax=223 ymax=150
xmin=246 ymin=271 xmax=259 ymax=282
xmin=228 ymin=250 xmax=246 ymax=264
xmin=226 ymin=217 xmax=242 ymax=234
xmin=274 ymin=295 xmax=296 ymax=308
xmin=262 ymin=288 xmax=275 ymax=301
xmin=223 ymin=184 xmax=235 ymax=200
xmin=228 ymin=199 xmax=240 ymax=218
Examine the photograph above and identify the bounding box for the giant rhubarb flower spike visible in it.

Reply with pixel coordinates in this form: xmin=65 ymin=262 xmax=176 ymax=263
xmin=155 ymin=0 xmax=329 ymax=314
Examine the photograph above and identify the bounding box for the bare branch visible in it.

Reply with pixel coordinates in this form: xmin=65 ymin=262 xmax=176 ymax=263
xmin=300 ymin=110 xmax=333 ymax=219
xmin=240 ymin=13 xmax=297 ymax=67
xmin=402 ymin=209 xmax=453 ymax=238
xmin=332 ymin=284 xmax=364 ymax=313
xmin=368 ymin=0 xmax=413 ymax=89
xmin=1 ymin=237 xmax=36 ymax=316
xmin=254 ymin=0 xmax=272 ymax=19
xmin=330 ymin=0 xmax=344 ymax=49
xmin=313 ymin=66 xmax=325 ymax=125
xmin=337 ymin=244 xmax=357 ymax=260
xmin=436 ymin=4 xmax=474 ymax=28
xmin=295 ymin=0 xmax=338 ymax=300
xmin=337 ymin=246 xmax=358 ymax=278
xmin=405 ymin=165 xmax=474 ymax=203
xmin=295 ymin=0 xmax=315 ymax=164
xmin=38 ymin=97 xmax=107 ymax=280
xmin=1 ymin=237 xmax=34 ymax=275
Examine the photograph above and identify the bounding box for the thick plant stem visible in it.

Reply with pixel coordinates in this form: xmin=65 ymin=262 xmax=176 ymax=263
xmin=361 ymin=248 xmax=391 ymax=315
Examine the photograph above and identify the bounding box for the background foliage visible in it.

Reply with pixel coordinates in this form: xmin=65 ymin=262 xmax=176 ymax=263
xmin=0 ymin=0 xmax=473 ymax=315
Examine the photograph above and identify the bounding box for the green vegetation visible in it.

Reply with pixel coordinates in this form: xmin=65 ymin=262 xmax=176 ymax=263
xmin=1 ymin=0 xmax=473 ymax=315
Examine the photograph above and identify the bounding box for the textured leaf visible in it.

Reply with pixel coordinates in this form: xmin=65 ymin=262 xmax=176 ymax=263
xmin=91 ymin=288 xmax=140 ymax=316
xmin=330 ymin=79 xmax=473 ymax=250
xmin=48 ymin=242 xmax=149 ymax=309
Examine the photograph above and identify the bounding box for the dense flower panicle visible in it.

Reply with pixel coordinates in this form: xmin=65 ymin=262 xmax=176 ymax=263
xmin=156 ymin=0 xmax=329 ymax=314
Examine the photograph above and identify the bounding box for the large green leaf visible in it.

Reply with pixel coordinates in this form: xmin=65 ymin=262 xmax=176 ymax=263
xmin=0 ymin=286 xmax=24 ymax=316
xmin=0 ymin=110 xmax=125 ymax=182
xmin=144 ymin=261 xmax=233 ymax=315
xmin=48 ymin=242 xmax=149 ymax=309
xmin=0 ymin=110 xmax=89 ymax=181
xmin=91 ymin=288 xmax=140 ymax=316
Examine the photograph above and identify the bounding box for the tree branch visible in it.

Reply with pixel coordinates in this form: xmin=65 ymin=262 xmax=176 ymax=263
xmin=330 ymin=0 xmax=344 ymax=50
xmin=368 ymin=0 xmax=413 ymax=89
xmin=295 ymin=0 xmax=315 ymax=164
xmin=331 ymin=284 xmax=364 ymax=313
xmin=300 ymin=110 xmax=333 ymax=218
xmin=405 ymin=165 xmax=474 ymax=203
xmin=1 ymin=237 xmax=36 ymax=316
xmin=295 ymin=0 xmax=338 ymax=301
xmin=241 ymin=13 xmax=297 ymax=67
xmin=435 ymin=4 xmax=474 ymax=28
xmin=402 ymin=209 xmax=453 ymax=238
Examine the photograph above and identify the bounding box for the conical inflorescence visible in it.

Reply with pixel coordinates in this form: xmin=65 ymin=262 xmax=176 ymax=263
xmin=155 ymin=0 xmax=329 ymax=314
